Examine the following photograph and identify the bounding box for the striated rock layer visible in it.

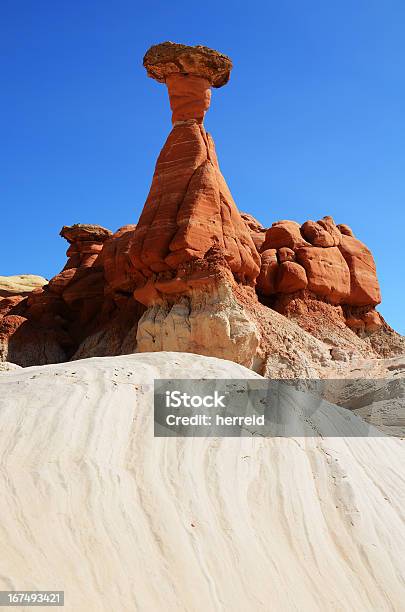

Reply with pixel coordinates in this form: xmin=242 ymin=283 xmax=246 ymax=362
xmin=126 ymin=41 xmax=262 ymax=366
xmin=0 ymin=353 xmax=404 ymax=610
xmin=129 ymin=120 xmax=260 ymax=289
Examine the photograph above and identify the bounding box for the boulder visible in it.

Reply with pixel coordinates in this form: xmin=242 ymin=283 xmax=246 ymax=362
xmin=256 ymin=249 xmax=278 ymax=296
xmin=363 ymin=310 xmax=382 ymax=332
xmin=301 ymin=221 xmax=335 ymax=247
xmin=317 ymin=216 xmax=341 ymax=246
xmin=262 ymin=220 xmax=310 ymax=251
xmin=337 ymin=223 xmax=355 ymax=237
xmin=296 ymin=246 xmax=350 ymax=303
xmin=278 ymin=247 xmax=295 ymax=263
xmin=338 ymin=235 xmax=381 ymax=306
xmin=276 ymin=262 xmax=308 ymax=293
xmin=143 ymin=41 xmax=232 ymax=89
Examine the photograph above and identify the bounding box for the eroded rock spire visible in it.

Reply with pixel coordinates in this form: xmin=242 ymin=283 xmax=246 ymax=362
xmin=129 ymin=42 xmax=260 ymax=306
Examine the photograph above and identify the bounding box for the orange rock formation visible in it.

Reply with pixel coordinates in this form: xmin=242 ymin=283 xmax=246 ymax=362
xmin=256 ymin=215 xmax=382 ymax=332
xmin=0 ymin=42 xmax=400 ymax=372
xmin=129 ymin=42 xmax=260 ymax=306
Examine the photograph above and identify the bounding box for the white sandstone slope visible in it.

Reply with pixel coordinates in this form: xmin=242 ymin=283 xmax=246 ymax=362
xmin=0 ymin=352 xmax=404 ymax=612
xmin=0 ymin=274 xmax=47 ymax=296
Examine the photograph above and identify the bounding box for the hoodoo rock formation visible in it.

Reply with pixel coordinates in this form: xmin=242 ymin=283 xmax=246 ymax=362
xmin=0 ymin=42 xmax=403 ymax=373
xmin=130 ymin=43 xmax=259 ymax=289
xmin=128 ymin=42 xmax=262 ymax=367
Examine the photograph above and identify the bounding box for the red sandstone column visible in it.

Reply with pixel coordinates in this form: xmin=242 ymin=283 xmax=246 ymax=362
xmin=129 ymin=42 xmax=260 ymax=304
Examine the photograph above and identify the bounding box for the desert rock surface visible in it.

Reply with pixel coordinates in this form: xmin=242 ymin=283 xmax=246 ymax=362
xmin=0 ymin=274 xmax=47 ymax=297
xmin=0 ymin=43 xmax=402 ymax=373
xmin=0 ymin=352 xmax=404 ymax=611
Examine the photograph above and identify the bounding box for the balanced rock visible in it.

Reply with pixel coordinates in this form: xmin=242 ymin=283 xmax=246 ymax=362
xmin=130 ymin=43 xmax=260 ymax=298
xmin=60 ymin=224 xmax=112 ymax=270
xmin=126 ymin=43 xmax=263 ymax=367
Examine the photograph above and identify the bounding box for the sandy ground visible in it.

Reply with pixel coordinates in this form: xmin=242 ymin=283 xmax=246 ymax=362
xmin=0 ymin=352 xmax=404 ymax=611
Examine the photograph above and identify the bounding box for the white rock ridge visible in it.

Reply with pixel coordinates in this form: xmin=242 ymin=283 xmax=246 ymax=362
xmin=0 ymin=352 xmax=404 ymax=611
xmin=0 ymin=274 xmax=47 ymax=296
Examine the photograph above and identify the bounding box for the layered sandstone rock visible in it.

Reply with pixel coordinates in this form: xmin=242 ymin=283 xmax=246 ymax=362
xmin=130 ymin=43 xmax=259 ymax=289
xmin=241 ymin=213 xmax=267 ymax=251
xmin=0 ymin=275 xmax=51 ymax=364
xmin=0 ymin=43 xmax=401 ymax=372
xmin=126 ymin=42 xmax=262 ymax=367
xmin=60 ymin=224 xmax=111 ymax=270
xmin=0 ymin=224 xmax=143 ymax=366
xmin=0 ymin=275 xmax=47 ymax=298
xmin=136 ymin=272 xmax=261 ymax=369
xmin=98 ymin=225 xmax=138 ymax=299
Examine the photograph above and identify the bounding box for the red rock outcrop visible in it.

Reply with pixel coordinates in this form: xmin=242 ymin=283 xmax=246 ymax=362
xmin=126 ymin=43 xmax=263 ymax=367
xmin=241 ymin=213 xmax=267 ymax=251
xmin=262 ymin=220 xmax=310 ymax=251
xmin=99 ymin=225 xmax=138 ymax=299
xmin=256 ymin=215 xmax=382 ymax=335
xmin=276 ymin=261 xmax=308 ymax=293
xmin=60 ymin=224 xmax=111 ymax=270
xmin=295 ymin=246 xmax=350 ymax=303
xmin=256 ymin=249 xmax=278 ymax=296
xmin=0 ymin=43 xmax=400 ymax=372
xmin=129 ymin=43 xmax=260 ymax=311
xmin=339 ymin=234 xmax=381 ymax=306
xmin=0 ymin=224 xmax=145 ymax=366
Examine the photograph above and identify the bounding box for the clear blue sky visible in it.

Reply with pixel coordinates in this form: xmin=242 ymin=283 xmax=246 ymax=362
xmin=1 ymin=0 xmax=404 ymax=333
